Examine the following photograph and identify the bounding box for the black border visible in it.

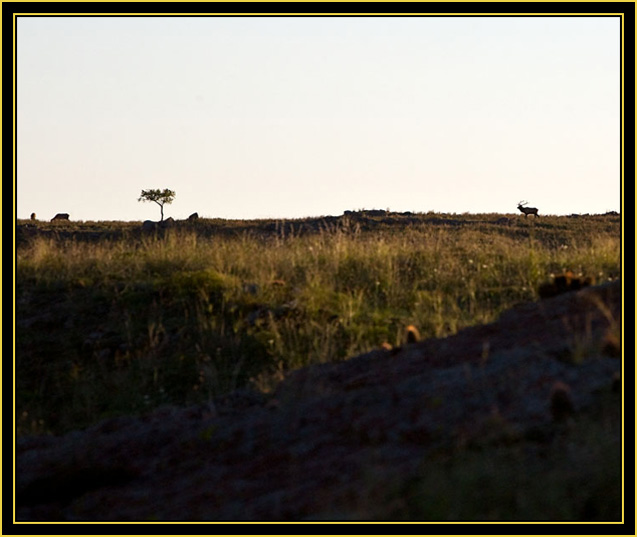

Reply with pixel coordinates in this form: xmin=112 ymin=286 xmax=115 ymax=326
xmin=6 ymin=2 xmax=634 ymax=534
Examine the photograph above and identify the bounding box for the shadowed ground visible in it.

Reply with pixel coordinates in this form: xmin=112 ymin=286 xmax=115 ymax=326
xmin=15 ymin=280 xmax=622 ymax=521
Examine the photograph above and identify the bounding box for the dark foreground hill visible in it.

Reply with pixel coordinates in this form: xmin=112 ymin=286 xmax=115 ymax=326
xmin=15 ymin=280 xmax=622 ymax=521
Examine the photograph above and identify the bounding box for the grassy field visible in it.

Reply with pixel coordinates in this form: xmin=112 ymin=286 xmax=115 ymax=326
xmin=15 ymin=212 xmax=621 ymax=436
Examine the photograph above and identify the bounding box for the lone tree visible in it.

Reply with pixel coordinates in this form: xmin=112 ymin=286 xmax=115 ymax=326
xmin=138 ymin=188 xmax=176 ymax=222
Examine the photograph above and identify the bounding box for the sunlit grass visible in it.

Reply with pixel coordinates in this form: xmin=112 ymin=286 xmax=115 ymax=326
xmin=15 ymin=213 xmax=621 ymax=435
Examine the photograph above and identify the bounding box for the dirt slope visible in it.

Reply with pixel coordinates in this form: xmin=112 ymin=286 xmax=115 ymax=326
xmin=15 ymin=280 xmax=622 ymax=521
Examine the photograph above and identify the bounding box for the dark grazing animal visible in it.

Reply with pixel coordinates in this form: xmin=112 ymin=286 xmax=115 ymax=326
xmin=51 ymin=213 xmax=70 ymax=222
xmin=141 ymin=220 xmax=157 ymax=231
xmin=517 ymin=201 xmax=539 ymax=217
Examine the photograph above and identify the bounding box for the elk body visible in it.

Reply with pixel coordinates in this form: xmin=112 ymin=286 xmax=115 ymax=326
xmin=51 ymin=213 xmax=70 ymax=222
xmin=517 ymin=201 xmax=539 ymax=217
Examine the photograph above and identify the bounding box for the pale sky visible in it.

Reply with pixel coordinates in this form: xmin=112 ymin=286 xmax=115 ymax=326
xmin=17 ymin=16 xmax=621 ymax=221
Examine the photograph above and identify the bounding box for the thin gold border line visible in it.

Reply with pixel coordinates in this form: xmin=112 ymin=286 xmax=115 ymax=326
xmin=12 ymin=8 xmax=17 ymax=527
xmin=12 ymin=12 xmax=626 ymax=525
xmin=620 ymin=10 xmax=625 ymax=527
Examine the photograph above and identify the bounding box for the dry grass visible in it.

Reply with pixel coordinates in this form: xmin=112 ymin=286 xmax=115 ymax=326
xmin=15 ymin=212 xmax=621 ymax=435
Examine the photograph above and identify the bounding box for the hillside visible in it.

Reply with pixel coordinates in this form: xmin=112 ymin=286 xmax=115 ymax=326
xmin=16 ymin=210 xmax=622 ymax=245
xmin=14 ymin=212 xmax=623 ymax=521
xmin=16 ymin=279 xmax=622 ymax=521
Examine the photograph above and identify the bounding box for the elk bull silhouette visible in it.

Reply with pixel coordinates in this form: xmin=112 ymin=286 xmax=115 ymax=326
xmin=517 ymin=201 xmax=539 ymax=217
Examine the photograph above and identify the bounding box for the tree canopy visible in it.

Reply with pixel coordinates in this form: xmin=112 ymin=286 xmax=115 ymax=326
xmin=138 ymin=188 xmax=176 ymax=221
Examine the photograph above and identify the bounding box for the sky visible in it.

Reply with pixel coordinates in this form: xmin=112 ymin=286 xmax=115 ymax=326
xmin=16 ymin=16 xmax=621 ymax=221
